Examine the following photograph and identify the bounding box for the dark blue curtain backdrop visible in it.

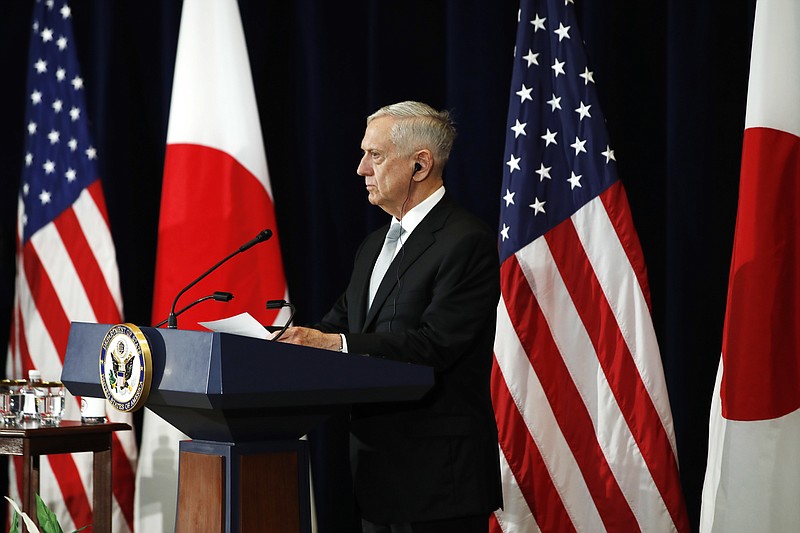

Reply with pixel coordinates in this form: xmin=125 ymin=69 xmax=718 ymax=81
xmin=0 ymin=1 xmax=756 ymax=530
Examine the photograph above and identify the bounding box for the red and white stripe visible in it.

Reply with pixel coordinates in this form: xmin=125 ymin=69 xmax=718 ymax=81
xmin=492 ymin=181 xmax=689 ymax=532
xmin=8 ymin=180 xmax=136 ymax=532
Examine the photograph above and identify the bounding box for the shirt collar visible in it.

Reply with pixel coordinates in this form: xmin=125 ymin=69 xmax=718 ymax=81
xmin=392 ymin=186 xmax=445 ymax=236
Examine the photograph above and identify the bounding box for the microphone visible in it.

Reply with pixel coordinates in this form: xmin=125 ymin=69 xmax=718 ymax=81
xmin=265 ymin=299 xmax=295 ymax=340
xmin=154 ymin=291 xmax=233 ymax=328
xmin=239 ymin=229 xmax=272 ymax=252
xmin=166 ymin=229 xmax=273 ymax=329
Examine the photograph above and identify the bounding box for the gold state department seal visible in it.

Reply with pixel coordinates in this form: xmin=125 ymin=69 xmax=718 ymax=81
xmin=99 ymin=324 xmax=152 ymax=412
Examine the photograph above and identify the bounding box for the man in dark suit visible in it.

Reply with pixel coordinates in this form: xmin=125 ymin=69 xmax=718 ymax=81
xmin=281 ymin=101 xmax=502 ymax=533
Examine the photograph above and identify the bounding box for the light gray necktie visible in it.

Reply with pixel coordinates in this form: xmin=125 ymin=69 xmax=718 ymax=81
xmin=368 ymin=223 xmax=405 ymax=309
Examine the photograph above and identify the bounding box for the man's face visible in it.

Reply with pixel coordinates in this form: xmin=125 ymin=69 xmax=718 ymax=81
xmin=357 ymin=116 xmax=414 ymax=218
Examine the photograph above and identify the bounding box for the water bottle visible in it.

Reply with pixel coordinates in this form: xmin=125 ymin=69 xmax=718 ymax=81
xmin=20 ymin=369 xmax=42 ymax=422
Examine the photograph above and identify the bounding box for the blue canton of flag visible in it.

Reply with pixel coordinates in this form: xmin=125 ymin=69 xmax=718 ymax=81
xmin=498 ymin=0 xmax=617 ymax=262
xmin=21 ymin=0 xmax=98 ymax=243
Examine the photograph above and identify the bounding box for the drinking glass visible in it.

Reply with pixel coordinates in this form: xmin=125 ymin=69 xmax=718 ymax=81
xmin=10 ymin=379 xmax=26 ymax=424
xmin=0 ymin=380 xmax=18 ymax=425
xmin=36 ymin=381 xmax=65 ymax=425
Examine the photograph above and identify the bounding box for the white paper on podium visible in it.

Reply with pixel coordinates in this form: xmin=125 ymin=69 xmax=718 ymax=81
xmin=198 ymin=312 xmax=278 ymax=340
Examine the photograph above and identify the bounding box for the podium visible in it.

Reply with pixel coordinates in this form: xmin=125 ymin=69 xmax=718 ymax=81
xmin=62 ymin=322 xmax=433 ymax=532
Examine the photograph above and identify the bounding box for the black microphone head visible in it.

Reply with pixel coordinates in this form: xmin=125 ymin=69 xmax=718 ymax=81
xmin=257 ymin=229 xmax=273 ymax=242
xmin=266 ymin=299 xmax=287 ymax=309
xmin=212 ymin=291 xmax=234 ymax=302
xmin=239 ymin=228 xmax=273 ymax=252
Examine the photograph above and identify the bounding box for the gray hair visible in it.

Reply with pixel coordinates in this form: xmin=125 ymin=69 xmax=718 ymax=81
xmin=367 ymin=101 xmax=457 ymax=165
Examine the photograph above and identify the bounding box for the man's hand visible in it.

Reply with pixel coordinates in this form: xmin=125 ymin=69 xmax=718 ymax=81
xmin=278 ymin=326 xmax=342 ymax=351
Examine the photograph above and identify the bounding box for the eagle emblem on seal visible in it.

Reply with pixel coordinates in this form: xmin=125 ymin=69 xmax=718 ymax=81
xmin=100 ymin=323 xmax=153 ymax=412
xmin=109 ymin=338 xmax=135 ymax=393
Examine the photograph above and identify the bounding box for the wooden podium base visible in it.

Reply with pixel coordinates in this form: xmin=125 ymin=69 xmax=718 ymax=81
xmin=176 ymin=439 xmax=311 ymax=533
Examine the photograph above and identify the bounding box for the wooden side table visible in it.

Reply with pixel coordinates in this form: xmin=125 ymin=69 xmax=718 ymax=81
xmin=0 ymin=420 xmax=130 ymax=531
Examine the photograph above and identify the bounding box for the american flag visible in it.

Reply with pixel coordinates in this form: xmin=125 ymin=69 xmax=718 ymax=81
xmin=491 ymin=1 xmax=689 ymax=531
xmin=8 ymin=1 xmax=136 ymax=531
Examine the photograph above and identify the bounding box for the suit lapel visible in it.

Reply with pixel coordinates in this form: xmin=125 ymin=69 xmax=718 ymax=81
xmin=362 ymin=197 xmax=454 ymax=331
xmin=351 ymin=228 xmax=385 ymax=331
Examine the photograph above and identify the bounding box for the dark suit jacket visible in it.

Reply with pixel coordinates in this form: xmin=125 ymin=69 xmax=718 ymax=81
xmin=316 ymin=194 xmax=503 ymax=523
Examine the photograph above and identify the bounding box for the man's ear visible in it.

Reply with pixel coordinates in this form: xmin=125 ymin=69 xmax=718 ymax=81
xmin=412 ymin=150 xmax=433 ymax=181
